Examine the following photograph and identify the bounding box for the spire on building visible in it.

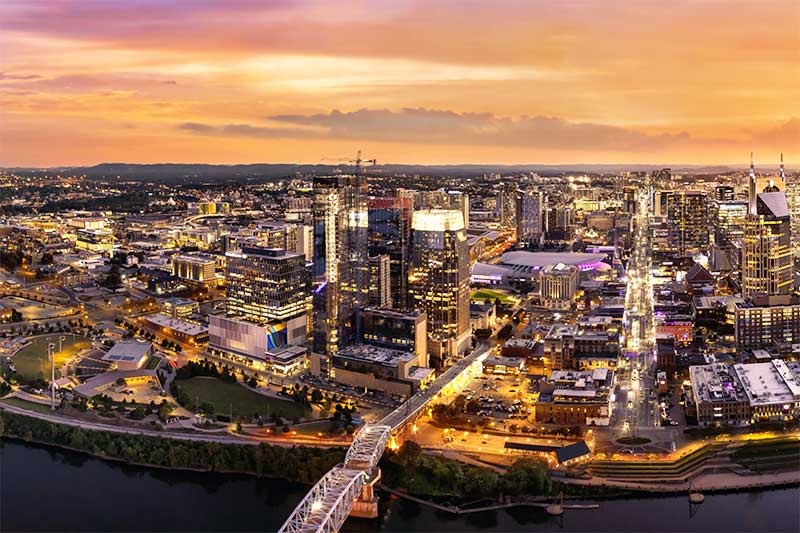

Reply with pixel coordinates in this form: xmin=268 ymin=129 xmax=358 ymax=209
xmin=780 ymin=152 xmax=785 ymax=181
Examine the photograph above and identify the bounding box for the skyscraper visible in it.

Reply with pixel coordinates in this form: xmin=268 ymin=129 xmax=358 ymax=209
xmin=741 ymin=156 xmax=792 ymax=298
xmin=666 ymin=191 xmax=709 ymax=256
xmin=368 ymin=196 xmax=412 ymax=309
xmin=208 ymin=246 xmax=308 ymax=371
xmin=368 ymin=254 xmax=392 ymax=309
xmin=408 ymin=209 xmax=471 ymax=368
xmin=312 ymin=174 xmax=369 ymax=359
xmin=226 ymin=246 xmax=308 ymax=324
xmin=516 ymin=189 xmax=544 ymax=248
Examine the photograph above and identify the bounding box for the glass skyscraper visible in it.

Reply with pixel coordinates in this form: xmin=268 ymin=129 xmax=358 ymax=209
xmin=312 ymin=174 xmax=369 ymax=359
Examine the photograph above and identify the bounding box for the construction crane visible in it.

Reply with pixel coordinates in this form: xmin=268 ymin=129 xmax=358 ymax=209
xmin=322 ymin=150 xmax=377 ymax=174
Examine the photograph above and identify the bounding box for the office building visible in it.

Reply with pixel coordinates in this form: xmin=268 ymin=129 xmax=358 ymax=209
xmin=714 ymin=200 xmax=748 ymax=250
xmin=359 ymin=307 xmax=427 ymax=359
xmin=75 ymin=228 xmax=114 ymax=255
xmin=172 ymin=254 xmax=216 ymax=285
xmin=734 ymin=295 xmax=800 ymax=349
xmin=539 ymin=263 xmax=579 ymax=310
xmin=368 ymin=254 xmax=392 ymax=309
xmin=408 ymin=209 xmax=471 ymax=368
xmin=312 ymin=174 xmax=369 ymax=360
xmin=742 ymin=156 xmax=792 ymax=297
xmin=209 ymin=246 xmax=309 ymax=373
xmin=226 ymin=247 xmax=308 ymax=324
xmin=714 ymin=185 xmax=735 ymax=202
xmin=368 ymin=196 xmax=413 ymax=309
xmin=516 ymin=189 xmax=544 ymax=247
xmin=666 ymin=191 xmax=709 ymax=256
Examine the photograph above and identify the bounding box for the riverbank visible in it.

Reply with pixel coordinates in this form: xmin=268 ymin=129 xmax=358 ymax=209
xmin=0 ymin=409 xmax=345 ymax=484
xmin=5 ymin=440 xmax=798 ymax=532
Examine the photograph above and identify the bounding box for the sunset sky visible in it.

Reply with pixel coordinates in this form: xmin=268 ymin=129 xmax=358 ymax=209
xmin=1 ymin=0 xmax=798 ymax=167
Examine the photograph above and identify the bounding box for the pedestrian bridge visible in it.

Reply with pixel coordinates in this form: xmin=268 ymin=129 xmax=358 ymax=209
xmin=278 ymin=424 xmax=391 ymax=533
xmin=278 ymin=343 xmax=493 ymax=533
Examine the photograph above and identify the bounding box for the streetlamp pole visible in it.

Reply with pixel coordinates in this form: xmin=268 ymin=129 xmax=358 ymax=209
xmin=48 ymin=343 xmax=56 ymax=410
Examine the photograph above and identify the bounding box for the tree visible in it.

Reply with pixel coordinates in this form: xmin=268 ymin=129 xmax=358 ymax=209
xmin=40 ymin=252 xmax=54 ymax=265
xmin=200 ymin=401 xmax=215 ymax=415
xmin=395 ymin=440 xmax=422 ymax=470
xmin=158 ymin=402 xmax=172 ymax=422
xmin=310 ymin=389 xmax=323 ymax=404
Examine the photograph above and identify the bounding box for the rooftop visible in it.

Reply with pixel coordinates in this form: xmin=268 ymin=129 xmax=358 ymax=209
xmin=141 ymin=313 xmax=208 ymax=336
xmin=336 ymin=344 xmax=417 ymax=367
xmin=102 ymin=340 xmax=152 ymax=364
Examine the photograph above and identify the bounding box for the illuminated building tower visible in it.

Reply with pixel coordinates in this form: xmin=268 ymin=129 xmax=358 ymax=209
xmin=742 ymin=155 xmax=792 ymax=298
xmin=714 ymin=200 xmax=748 ymax=250
xmin=666 ymin=191 xmax=709 ymax=256
xmin=714 ymin=185 xmax=735 ymax=202
xmin=226 ymin=246 xmax=308 ymax=324
xmin=312 ymin=174 xmax=369 ymax=360
xmin=496 ymin=184 xmax=518 ymax=229
xmin=208 ymin=246 xmax=308 ymax=372
xmin=368 ymin=196 xmax=413 ymax=309
xmin=408 ymin=209 xmax=471 ymax=369
xmin=368 ymin=254 xmax=392 ymax=309
xmin=516 ymin=189 xmax=544 ymax=248
xmin=784 ymin=156 xmax=800 ymax=249
xmin=413 ymin=189 xmax=469 ymax=228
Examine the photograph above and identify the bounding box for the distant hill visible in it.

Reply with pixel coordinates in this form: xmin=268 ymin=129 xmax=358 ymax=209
xmin=1 ymin=162 xmax=753 ymax=181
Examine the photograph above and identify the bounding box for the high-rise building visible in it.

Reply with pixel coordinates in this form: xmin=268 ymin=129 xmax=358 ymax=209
xmin=312 ymin=174 xmax=369 ymax=359
xmin=368 ymin=254 xmax=392 ymax=309
xmin=714 ymin=200 xmax=748 ymax=250
xmin=368 ymin=196 xmax=413 ymax=309
xmin=226 ymin=247 xmax=308 ymax=324
xmin=516 ymin=189 xmax=544 ymax=248
xmin=784 ymin=158 xmax=799 ymax=249
xmin=666 ymin=191 xmax=709 ymax=256
xmin=408 ymin=209 xmax=471 ymax=368
xmin=497 ymin=184 xmax=518 ymax=228
xmin=413 ymin=189 xmax=469 ymax=228
xmin=742 ymin=156 xmax=792 ymax=298
xmin=208 ymin=246 xmax=309 ymax=374
xmin=714 ymin=185 xmax=736 ymax=202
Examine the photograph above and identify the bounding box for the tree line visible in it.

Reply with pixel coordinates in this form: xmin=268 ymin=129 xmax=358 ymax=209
xmin=0 ymin=410 xmax=343 ymax=483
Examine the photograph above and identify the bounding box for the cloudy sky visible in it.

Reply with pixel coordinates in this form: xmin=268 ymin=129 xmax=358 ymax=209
xmin=1 ymin=0 xmax=797 ymax=166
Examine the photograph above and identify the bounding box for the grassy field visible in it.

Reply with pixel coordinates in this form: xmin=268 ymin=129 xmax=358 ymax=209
xmin=471 ymin=288 xmax=516 ymax=304
xmin=174 ymin=377 xmax=306 ymax=419
xmin=11 ymin=335 xmax=91 ymax=382
xmin=0 ymin=397 xmax=57 ymax=414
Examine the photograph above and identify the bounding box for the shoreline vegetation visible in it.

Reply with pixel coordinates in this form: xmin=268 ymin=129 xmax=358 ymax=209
xmin=1 ymin=409 xmax=798 ymax=505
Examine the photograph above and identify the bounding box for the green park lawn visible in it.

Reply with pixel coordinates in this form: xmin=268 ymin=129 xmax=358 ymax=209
xmin=0 ymin=397 xmax=58 ymax=414
xmin=12 ymin=334 xmax=92 ymax=382
xmin=470 ymin=288 xmax=516 ymax=304
xmin=173 ymin=376 xmax=306 ymax=419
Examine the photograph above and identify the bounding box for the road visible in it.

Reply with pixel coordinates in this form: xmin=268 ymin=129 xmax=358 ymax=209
xmin=615 ymin=179 xmax=659 ymax=435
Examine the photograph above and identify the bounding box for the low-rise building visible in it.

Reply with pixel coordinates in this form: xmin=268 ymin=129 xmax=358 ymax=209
xmin=689 ymin=359 xmax=800 ymax=426
xmin=309 ymin=344 xmax=434 ymax=397
xmin=101 ymin=340 xmax=153 ymax=371
xmin=533 ymin=367 xmax=615 ymax=425
xmin=734 ymin=295 xmax=800 ymax=350
xmin=140 ymin=313 xmax=209 ymax=345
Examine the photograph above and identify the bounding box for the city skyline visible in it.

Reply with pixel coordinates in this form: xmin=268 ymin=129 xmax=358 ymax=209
xmin=1 ymin=0 xmax=799 ymax=167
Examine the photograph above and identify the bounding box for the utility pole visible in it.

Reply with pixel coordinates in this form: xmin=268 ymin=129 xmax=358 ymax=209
xmin=48 ymin=343 xmax=55 ymax=410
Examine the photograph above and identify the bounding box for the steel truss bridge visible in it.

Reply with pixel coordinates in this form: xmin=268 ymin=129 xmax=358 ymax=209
xmin=279 ymin=344 xmax=492 ymax=533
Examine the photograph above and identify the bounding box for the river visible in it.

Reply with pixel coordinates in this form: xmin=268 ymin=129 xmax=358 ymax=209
xmin=2 ymin=440 xmax=798 ymax=532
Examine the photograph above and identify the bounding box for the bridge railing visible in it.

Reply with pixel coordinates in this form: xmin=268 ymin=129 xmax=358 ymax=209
xmin=277 ymin=467 xmax=367 ymax=533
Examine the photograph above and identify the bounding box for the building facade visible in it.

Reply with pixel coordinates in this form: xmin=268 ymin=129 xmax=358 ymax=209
xmin=408 ymin=209 xmax=471 ymax=368
xmin=312 ymin=174 xmax=369 ymax=361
